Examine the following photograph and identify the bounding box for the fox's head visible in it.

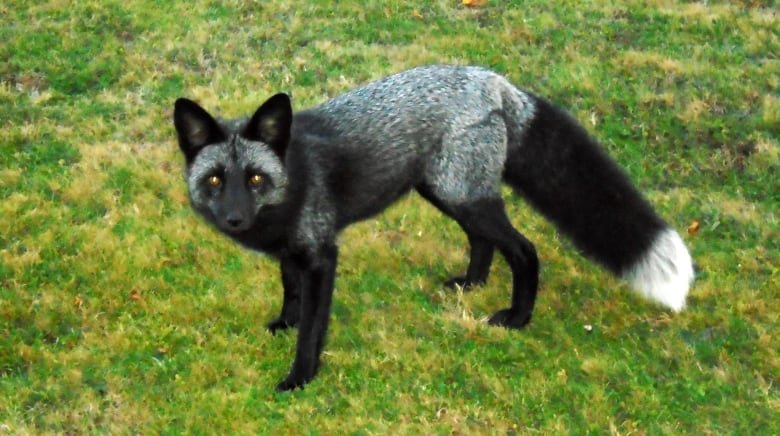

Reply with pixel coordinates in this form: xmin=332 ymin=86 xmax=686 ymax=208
xmin=173 ymin=94 xmax=292 ymax=234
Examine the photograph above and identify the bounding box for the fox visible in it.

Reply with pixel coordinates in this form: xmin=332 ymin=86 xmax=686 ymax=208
xmin=173 ymin=65 xmax=694 ymax=391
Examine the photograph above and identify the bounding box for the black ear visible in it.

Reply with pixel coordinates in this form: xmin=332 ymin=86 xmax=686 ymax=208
xmin=173 ymin=98 xmax=225 ymax=162
xmin=242 ymin=93 xmax=292 ymax=158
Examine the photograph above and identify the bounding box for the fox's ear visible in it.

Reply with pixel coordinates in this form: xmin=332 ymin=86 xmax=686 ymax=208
xmin=243 ymin=93 xmax=292 ymax=158
xmin=173 ymin=98 xmax=225 ymax=162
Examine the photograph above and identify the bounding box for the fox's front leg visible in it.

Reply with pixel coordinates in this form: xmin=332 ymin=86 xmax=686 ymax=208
xmin=276 ymin=243 xmax=338 ymax=391
xmin=267 ymin=256 xmax=301 ymax=334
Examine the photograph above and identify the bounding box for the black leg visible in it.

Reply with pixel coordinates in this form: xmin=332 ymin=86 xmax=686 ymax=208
xmin=267 ymin=255 xmax=301 ymax=334
xmin=416 ymin=184 xmax=496 ymax=290
xmin=444 ymin=232 xmax=494 ymax=290
xmin=450 ymin=199 xmax=539 ymax=329
xmin=276 ymin=244 xmax=338 ymax=391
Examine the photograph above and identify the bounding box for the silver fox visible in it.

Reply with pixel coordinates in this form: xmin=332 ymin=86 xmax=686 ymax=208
xmin=173 ymin=65 xmax=694 ymax=391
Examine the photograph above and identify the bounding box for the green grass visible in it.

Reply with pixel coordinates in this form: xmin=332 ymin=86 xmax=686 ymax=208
xmin=1 ymin=0 xmax=778 ymax=433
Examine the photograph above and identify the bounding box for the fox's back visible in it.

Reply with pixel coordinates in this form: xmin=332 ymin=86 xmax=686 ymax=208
xmin=287 ymin=65 xmax=525 ymax=224
xmin=307 ymin=65 xmax=506 ymax=152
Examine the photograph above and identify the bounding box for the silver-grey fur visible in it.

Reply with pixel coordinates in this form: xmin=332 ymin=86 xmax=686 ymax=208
xmin=307 ymin=66 xmax=536 ymax=205
xmin=187 ymin=135 xmax=288 ymax=209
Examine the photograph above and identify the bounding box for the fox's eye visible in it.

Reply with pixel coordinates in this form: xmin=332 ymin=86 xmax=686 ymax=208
xmin=207 ymin=175 xmax=221 ymax=187
xmin=249 ymin=174 xmax=263 ymax=186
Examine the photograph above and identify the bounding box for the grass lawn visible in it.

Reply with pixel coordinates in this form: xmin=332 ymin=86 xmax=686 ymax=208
xmin=1 ymin=0 xmax=778 ymax=433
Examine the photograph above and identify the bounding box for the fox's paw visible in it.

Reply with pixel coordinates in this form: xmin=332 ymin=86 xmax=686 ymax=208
xmin=276 ymin=369 xmax=314 ymax=392
xmin=444 ymin=275 xmax=485 ymax=291
xmin=266 ymin=317 xmax=298 ymax=335
xmin=488 ymin=308 xmax=531 ymax=330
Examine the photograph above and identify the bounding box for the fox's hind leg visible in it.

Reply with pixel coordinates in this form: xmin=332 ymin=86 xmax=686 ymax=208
xmin=448 ymin=199 xmax=539 ymax=329
xmin=417 ymin=186 xmax=494 ymax=289
xmin=443 ymin=233 xmax=494 ymax=289
xmin=419 ymin=112 xmax=539 ymax=328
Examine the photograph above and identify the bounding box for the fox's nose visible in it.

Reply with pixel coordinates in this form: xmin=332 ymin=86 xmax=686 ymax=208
xmin=226 ymin=214 xmax=245 ymax=229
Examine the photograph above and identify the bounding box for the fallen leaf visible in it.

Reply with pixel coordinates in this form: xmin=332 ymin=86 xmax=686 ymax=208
xmin=462 ymin=0 xmax=487 ymax=7
xmin=687 ymin=220 xmax=700 ymax=235
xmin=412 ymin=9 xmax=423 ymax=19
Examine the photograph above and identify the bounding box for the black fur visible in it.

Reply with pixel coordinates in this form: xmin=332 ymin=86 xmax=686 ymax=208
xmin=243 ymin=93 xmax=292 ymax=158
xmin=504 ymin=96 xmax=667 ymax=275
xmin=174 ymin=98 xmax=226 ymax=163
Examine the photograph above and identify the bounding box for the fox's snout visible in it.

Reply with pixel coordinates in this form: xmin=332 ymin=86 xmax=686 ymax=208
xmin=220 ymin=210 xmax=251 ymax=233
xmin=226 ymin=214 xmax=244 ymax=229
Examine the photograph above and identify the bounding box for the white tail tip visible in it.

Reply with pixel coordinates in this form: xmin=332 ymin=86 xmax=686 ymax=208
xmin=623 ymin=228 xmax=694 ymax=312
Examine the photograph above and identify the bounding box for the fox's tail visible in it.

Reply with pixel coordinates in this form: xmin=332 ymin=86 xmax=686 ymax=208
xmin=501 ymin=89 xmax=693 ymax=311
